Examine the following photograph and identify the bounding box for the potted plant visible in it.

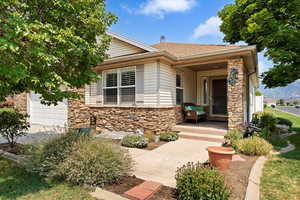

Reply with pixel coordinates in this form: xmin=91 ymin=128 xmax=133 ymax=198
xmin=207 ymin=146 xmax=235 ymax=171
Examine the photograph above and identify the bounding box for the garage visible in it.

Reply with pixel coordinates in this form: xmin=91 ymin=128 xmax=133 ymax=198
xmin=29 ymin=92 xmax=68 ymax=127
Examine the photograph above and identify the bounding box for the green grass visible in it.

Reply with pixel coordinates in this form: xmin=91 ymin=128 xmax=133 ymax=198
xmin=0 ymin=158 xmax=95 ymax=200
xmin=260 ymin=108 xmax=300 ymax=200
xmin=0 ymin=108 xmax=14 ymax=112
xmin=265 ymin=107 xmax=300 ymax=129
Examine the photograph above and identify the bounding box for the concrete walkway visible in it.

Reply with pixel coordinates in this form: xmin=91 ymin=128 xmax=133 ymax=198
xmin=128 ymin=138 xmax=222 ymax=187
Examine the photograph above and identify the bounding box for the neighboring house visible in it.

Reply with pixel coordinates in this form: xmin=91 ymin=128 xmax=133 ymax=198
xmin=15 ymin=32 xmax=259 ymax=131
xmin=264 ymin=98 xmax=277 ymax=107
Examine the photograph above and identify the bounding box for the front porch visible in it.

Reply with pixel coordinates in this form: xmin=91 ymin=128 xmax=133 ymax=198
xmin=175 ymin=58 xmax=249 ymax=131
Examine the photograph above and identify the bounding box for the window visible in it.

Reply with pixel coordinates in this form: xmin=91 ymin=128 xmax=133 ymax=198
xmin=103 ymin=67 xmax=136 ymax=105
xmin=103 ymin=71 xmax=118 ymax=105
xmin=176 ymin=73 xmax=183 ymax=105
xmin=120 ymin=69 xmax=135 ymax=104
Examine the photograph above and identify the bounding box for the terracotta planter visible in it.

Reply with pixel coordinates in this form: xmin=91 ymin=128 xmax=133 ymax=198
xmin=207 ymin=146 xmax=235 ymax=171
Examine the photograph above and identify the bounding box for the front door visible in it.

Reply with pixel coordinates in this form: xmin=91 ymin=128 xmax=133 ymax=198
xmin=211 ymin=79 xmax=227 ymax=116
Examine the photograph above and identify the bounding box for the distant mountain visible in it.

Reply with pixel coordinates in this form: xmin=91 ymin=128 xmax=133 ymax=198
xmin=261 ymin=80 xmax=300 ymax=99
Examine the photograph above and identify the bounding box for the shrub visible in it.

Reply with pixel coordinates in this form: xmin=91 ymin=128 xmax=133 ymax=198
xmin=224 ymin=130 xmax=243 ymax=150
xmin=159 ymin=131 xmax=179 ymax=142
xmin=277 ymin=117 xmax=293 ymax=128
xmin=121 ymin=135 xmax=148 ymax=148
xmin=144 ymin=133 xmax=155 ymax=142
xmin=252 ymin=112 xmax=278 ymax=137
xmin=57 ymin=139 xmax=132 ymax=186
xmin=27 ymin=132 xmax=87 ymax=176
xmin=271 ymin=104 xmax=276 ymax=108
xmin=259 ymin=112 xmax=278 ymax=137
xmin=237 ymin=136 xmax=273 ymax=156
xmin=255 ymin=90 xmax=262 ymax=96
xmin=176 ymin=162 xmax=230 ymax=200
xmin=0 ymin=110 xmax=29 ymax=147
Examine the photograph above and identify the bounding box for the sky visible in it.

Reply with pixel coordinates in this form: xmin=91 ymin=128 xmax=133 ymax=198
xmin=105 ymin=0 xmax=273 ymax=74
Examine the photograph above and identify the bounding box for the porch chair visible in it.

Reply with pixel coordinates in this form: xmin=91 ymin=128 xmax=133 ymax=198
xmin=182 ymin=103 xmax=208 ymax=123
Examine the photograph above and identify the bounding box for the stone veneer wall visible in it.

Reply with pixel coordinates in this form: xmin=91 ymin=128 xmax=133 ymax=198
xmin=14 ymin=93 xmax=27 ymax=114
xmin=227 ymin=58 xmax=247 ymax=131
xmin=68 ymin=88 xmax=182 ymax=132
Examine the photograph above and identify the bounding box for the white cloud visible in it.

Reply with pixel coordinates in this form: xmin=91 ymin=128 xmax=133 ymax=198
xmin=192 ymin=16 xmax=222 ymax=39
xmin=121 ymin=4 xmax=134 ymax=14
xmin=139 ymin=0 xmax=197 ymax=18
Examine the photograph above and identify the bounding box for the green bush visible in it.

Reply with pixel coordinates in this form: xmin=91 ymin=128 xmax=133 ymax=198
xmin=252 ymin=112 xmax=278 ymax=137
xmin=259 ymin=112 xmax=278 ymax=137
xmin=144 ymin=133 xmax=155 ymax=142
xmin=26 ymin=132 xmax=87 ymax=176
xmin=121 ymin=135 xmax=148 ymax=148
xmin=224 ymin=130 xmax=243 ymax=150
xmin=237 ymin=136 xmax=273 ymax=156
xmin=277 ymin=117 xmax=293 ymax=128
xmin=176 ymin=162 xmax=230 ymax=200
xmin=0 ymin=110 xmax=29 ymax=147
xmin=159 ymin=131 xmax=179 ymax=142
xmin=57 ymin=139 xmax=132 ymax=186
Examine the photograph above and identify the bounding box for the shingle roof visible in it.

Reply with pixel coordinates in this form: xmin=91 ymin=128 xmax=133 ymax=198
xmin=151 ymin=42 xmax=243 ymax=57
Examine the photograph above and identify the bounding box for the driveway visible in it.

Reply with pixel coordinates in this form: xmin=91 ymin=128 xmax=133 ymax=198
xmin=127 ymin=138 xmax=222 ymax=188
xmin=0 ymin=125 xmax=64 ymax=144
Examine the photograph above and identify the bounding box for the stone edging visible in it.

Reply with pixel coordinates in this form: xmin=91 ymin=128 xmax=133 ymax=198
xmin=244 ymin=142 xmax=295 ymax=200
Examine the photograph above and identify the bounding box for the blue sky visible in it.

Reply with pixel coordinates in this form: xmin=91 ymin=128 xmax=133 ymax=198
xmin=106 ymin=0 xmax=273 ymax=74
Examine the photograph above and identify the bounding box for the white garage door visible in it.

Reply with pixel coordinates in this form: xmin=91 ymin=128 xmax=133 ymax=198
xmin=29 ymin=92 xmax=68 ymax=127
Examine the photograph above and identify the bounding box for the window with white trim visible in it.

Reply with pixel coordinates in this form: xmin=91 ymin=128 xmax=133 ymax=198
xmin=103 ymin=67 xmax=136 ymax=105
xmin=176 ymin=73 xmax=184 ymax=105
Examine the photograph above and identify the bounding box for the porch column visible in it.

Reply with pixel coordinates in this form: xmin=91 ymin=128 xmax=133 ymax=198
xmin=227 ymin=58 xmax=246 ymax=131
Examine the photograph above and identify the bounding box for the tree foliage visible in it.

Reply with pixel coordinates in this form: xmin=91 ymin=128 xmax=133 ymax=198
xmin=218 ymin=0 xmax=300 ymax=88
xmin=0 ymin=0 xmax=117 ymax=104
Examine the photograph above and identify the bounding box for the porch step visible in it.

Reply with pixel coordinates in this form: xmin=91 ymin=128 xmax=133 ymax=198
xmin=173 ymin=125 xmax=227 ymax=136
xmin=178 ymin=132 xmax=225 ymax=143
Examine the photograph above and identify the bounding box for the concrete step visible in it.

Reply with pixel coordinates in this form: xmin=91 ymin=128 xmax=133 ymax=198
xmin=178 ymin=132 xmax=224 ymax=143
xmin=173 ymin=125 xmax=227 ymax=136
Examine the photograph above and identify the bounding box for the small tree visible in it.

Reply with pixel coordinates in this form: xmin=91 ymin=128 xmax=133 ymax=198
xmin=0 ymin=111 xmax=29 ymax=147
xmin=277 ymin=99 xmax=285 ymax=106
xmin=255 ymin=90 xmax=262 ymax=96
xmin=293 ymin=100 xmax=299 ymax=105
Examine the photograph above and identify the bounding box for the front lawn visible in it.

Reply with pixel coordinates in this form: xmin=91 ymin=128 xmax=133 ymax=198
xmin=260 ymin=108 xmax=300 ymax=200
xmin=0 ymin=158 xmax=95 ymax=200
xmin=265 ymin=107 xmax=300 ymax=129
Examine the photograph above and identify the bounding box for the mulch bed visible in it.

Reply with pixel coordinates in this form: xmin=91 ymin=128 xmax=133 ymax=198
xmin=0 ymin=143 xmax=28 ymax=155
xmin=145 ymin=141 xmax=167 ymax=151
xmin=223 ymin=154 xmax=258 ymax=200
xmin=103 ymin=176 xmax=144 ymax=194
xmin=103 ymin=155 xmax=257 ymax=200
xmin=103 ymin=176 xmax=177 ymax=200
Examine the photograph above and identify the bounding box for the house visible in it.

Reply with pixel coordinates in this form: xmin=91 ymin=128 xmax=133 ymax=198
xmin=264 ymin=98 xmax=277 ymax=107
xmin=15 ymin=32 xmax=259 ymax=131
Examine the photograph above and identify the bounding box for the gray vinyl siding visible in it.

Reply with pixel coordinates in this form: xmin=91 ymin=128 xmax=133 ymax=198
xmin=107 ymin=38 xmax=145 ymax=58
xmin=159 ymin=63 xmax=176 ymax=106
xmin=144 ymin=62 xmax=158 ymax=106
xmin=136 ymin=65 xmax=144 ymax=105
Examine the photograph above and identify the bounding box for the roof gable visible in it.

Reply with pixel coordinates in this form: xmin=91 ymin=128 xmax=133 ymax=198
xmin=107 ymin=31 xmax=158 ymax=53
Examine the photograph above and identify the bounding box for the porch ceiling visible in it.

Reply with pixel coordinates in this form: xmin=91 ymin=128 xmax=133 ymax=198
xmin=186 ymin=62 xmax=227 ymax=71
